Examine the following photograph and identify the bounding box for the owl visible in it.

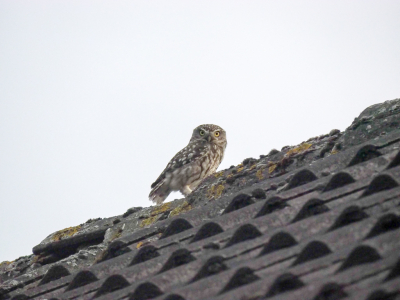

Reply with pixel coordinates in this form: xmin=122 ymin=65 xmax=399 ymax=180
xmin=149 ymin=124 xmax=227 ymax=204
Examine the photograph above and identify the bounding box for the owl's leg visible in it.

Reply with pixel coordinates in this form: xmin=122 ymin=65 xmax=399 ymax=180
xmin=181 ymin=185 xmax=192 ymax=197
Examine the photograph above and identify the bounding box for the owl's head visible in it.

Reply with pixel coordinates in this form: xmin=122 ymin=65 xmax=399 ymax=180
xmin=190 ymin=124 xmax=227 ymax=147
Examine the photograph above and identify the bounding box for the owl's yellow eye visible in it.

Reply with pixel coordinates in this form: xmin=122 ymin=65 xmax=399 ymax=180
xmin=215 ymin=131 xmax=220 ymax=137
xmin=199 ymin=130 xmax=205 ymax=136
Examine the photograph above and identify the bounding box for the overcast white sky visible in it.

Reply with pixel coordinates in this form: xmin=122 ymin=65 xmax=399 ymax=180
xmin=1 ymin=1 xmax=399 ymax=262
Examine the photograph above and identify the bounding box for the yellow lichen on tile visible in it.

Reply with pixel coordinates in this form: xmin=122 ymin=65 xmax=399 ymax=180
xmin=207 ymin=184 xmax=225 ymax=199
xmin=268 ymin=164 xmax=277 ymax=174
xmin=235 ymin=163 xmax=244 ymax=173
xmin=140 ymin=216 xmax=159 ymax=228
xmin=136 ymin=241 xmax=144 ymax=249
xmin=331 ymin=149 xmax=339 ymax=155
xmin=215 ymin=184 xmax=225 ymax=198
xmin=150 ymin=202 xmax=171 ymax=217
xmin=249 ymin=165 xmax=257 ymax=171
xmin=169 ymin=201 xmax=193 ymax=217
xmin=112 ymin=231 xmax=122 ymax=240
xmin=31 ymin=256 xmax=40 ymax=264
xmin=286 ymin=143 xmax=312 ymax=156
xmin=214 ymin=171 xmax=224 ymax=178
xmin=256 ymin=168 xmax=265 ymax=180
xmin=51 ymin=225 xmax=82 ymax=241
xmin=0 ymin=261 xmax=11 ymax=267
xmin=206 ymin=185 xmax=216 ymax=199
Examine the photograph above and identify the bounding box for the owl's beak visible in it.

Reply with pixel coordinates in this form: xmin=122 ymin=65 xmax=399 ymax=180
xmin=207 ymin=135 xmax=211 ymax=142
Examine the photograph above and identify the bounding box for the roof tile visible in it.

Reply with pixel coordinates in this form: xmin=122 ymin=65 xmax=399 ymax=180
xmin=2 ymin=100 xmax=400 ymax=300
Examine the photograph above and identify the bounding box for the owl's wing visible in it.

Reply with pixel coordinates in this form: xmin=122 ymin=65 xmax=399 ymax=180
xmin=150 ymin=140 xmax=208 ymax=189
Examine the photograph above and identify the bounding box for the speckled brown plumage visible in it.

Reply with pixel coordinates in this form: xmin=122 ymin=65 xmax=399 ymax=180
xmin=149 ymin=124 xmax=227 ymax=204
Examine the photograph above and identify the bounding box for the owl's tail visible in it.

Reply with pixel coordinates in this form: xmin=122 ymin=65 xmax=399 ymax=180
xmin=149 ymin=180 xmax=170 ymax=205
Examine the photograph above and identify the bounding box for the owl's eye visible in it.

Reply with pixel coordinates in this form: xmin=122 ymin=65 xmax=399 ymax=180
xmin=214 ymin=131 xmax=220 ymax=137
xmin=199 ymin=130 xmax=205 ymax=136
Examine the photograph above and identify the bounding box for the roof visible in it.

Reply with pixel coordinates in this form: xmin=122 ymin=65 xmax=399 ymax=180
xmin=1 ymin=98 xmax=400 ymax=300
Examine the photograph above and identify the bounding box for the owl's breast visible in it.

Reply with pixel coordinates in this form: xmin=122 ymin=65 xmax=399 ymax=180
xmin=204 ymin=144 xmax=223 ymax=172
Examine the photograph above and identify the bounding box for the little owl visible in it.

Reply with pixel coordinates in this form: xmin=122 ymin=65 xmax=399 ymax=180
xmin=149 ymin=124 xmax=227 ymax=204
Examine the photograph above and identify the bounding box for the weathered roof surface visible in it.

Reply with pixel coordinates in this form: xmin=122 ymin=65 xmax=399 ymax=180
xmin=1 ymin=98 xmax=400 ymax=300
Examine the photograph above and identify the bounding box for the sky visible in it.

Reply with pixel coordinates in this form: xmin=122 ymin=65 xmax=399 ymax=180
xmin=0 ymin=1 xmax=399 ymax=262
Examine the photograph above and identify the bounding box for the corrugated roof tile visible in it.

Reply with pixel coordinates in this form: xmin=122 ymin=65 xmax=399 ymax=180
xmin=2 ymin=101 xmax=400 ymax=300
